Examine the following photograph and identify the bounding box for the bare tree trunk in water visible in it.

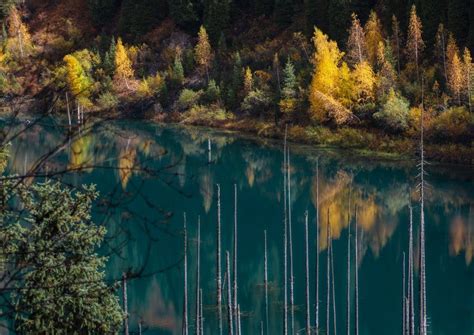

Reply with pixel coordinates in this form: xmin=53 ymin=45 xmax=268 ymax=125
xmin=315 ymin=158 xmax=320 ymax=334
xmin=283 ymin=126 xmax=288 ymax=335
xmin=264 ymin=230 xmax=269 ymax=335
xmin=216 ymin=185 xmax=223 ymax=335
xmin=327 ymin=208 xmax=331 ymax=335
xmin=122 ymin=273 xmax=129 ymax=335
xmin=183 ymin=213 xmax=189 ymax=335
xmin=305 ymin=211 xmax=311 ymax=335
xmin=226 ymin=252 xmax=234 ymax=335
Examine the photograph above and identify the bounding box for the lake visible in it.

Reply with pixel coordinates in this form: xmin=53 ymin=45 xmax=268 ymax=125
xmin=5 ymin=119 xmax=474 ymax=335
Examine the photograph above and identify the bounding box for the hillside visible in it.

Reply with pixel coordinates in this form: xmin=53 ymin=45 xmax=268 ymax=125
xmin=0 ymin=0 xmax=473 ymax=163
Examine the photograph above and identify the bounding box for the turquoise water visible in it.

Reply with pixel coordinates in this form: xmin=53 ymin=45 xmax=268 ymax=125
xmin=7 ymin=120 xmax=474 ymax=334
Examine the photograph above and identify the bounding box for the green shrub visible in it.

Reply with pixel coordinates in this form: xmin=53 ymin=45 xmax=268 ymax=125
xmin=97 ymin=92 xmax=119 ymax=110
xmin=182 ymin=104 xmax=234 ymax=123
xmin=373 ymin=89 xmax=410 ymax=132
xmin=177 ymin=89 xmax=203 ymax=110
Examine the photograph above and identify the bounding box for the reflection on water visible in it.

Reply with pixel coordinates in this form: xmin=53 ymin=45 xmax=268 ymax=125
xmin=6 ymin=121 xmax=474 ymax=335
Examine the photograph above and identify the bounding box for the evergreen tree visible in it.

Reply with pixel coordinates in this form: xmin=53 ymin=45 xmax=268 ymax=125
xmin=9 ymin=182 xmax=123 ymax=334
xmin=391 ymin=15 xmax=403 ymax=74
xmin=448 ymin=0 xmax=469 ymax=46
xmin=406 ymin=5 xmax=424 ymax=82
xmin=346 ymin=13 xmax=367 ymax=67
xmin=204 ymin=0 xmax=231 ymax=46
xmin=103 ymin=36 xmax=116 ymax=76
xmin=168 ymin=0 xmax=197 ymax=28
xmin=171 ymin=54 xmax=185 ymax=84
xmin=87 ymin=0 xmax=120 ymax=27
xmin=435 ymin=23 xmax=448 ymax=83
xmin=274 ymin=0 xmax=294 ymax=26
xmin=327 ymin=0 xmax=350 ymax=44
xmin=282 ymin=58 xmax=297 ymax=99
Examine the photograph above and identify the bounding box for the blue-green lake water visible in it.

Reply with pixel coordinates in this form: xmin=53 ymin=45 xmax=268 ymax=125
xmin=6 ymin=120 xmax=474 ymax=334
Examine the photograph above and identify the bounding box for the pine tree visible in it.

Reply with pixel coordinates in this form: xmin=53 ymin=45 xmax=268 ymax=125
xmin=0 ymin=181 xmax=123 ymax=334
xmin=327 ymin=0 xmax=350 ymax=44
xmin=103 ymin=36 xmax=116 ymax=76
xmin=275 ymin=0 xmax=294 ymax=26
xmin=346 ymin=13 xmax=367 ymax=67
xmin=406 ymin=5 xmax=424 ymax=82
xmin=172 ymin=54 xmax=185 ymax=84
xmin=435 ymin=23 xmax=448 ymax=83
xmin=204 ymin=0 xmax=231 ymax=46
xmin=282 ymin=58 xmax=297 ymax=99
xmin=168 ymin=0 xmax=196 ymax=27
xmin=448 ymin=0 xmax=469 ymax=46
xmin=114 ymin=37 xmax=134 ymax=89
xmin=391 ymin=15 xmax=402 ymax=74
xmin=364 ymin=10 xmax=384 ymax=67
xmin=194 ymin=26 xmax=213 ymax=82
xmin=376 ymin=41 xmax=397 ymax=97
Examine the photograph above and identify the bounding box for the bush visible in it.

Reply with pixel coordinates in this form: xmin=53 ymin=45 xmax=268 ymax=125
xmin=373 ymin=89 xmax=410 ymax=132
xmin=137 ymin=73 xmax=165 ymax=98
xmin=429 ymin=107 xmax=474 ymax=142
xmin=97 ymin=92 xmax=119 ymax=110
xmin=182 ymin=104 xmax=234 ymax=123
xmin=241 ymin=89 xmax=272 ymax=116
xmin=177 ymin=89 xmax=203 ymax=110
xmin=201 ymin=80 xmax=221 ymax=104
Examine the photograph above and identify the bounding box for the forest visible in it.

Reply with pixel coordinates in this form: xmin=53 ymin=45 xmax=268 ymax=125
xmin=0 ymin=0 xmax=473 ymax=162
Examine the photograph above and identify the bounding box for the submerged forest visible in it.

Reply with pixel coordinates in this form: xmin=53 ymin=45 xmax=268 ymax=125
xmin=0 ymin=0 xmax=473 ymax=334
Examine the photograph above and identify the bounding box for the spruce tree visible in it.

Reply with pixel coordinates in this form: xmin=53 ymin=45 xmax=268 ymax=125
xmin=204 ymin=0 xmax=231 ymax=46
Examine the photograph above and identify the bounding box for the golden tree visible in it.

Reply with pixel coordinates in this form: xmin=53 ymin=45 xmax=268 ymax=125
xmin=6 ymin=7 xmax=33 ymax=59
xmin=352 ymin=61 xmax=376 ymax=103
xmin=462 ymin=47 xmax=473 ymax=111
xmin=63 ymin=54 xmax=92 ymax=108
xmin=346 ymin=13 xmax=367 ymax=67
xmin=194 ymin=25 xmax=213 ymax=81
xmin=406 ymin=5 xmax=424 ymax=82
xmin=446 ymin=36 xmax=462 ymax=105
xmin=243 ymin=66 xmax=253 ymax=94
xmin=364 ymin=11 xmax=383 ymax=67
xmin=114 ymin=38 xmax=134 ymax=89
xmin=309 ymin=28 xmax=351 ymax=124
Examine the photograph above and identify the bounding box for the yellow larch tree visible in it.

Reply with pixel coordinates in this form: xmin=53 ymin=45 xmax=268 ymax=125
xmin=446 ymin=36 xmax=462 ymax=105
xmin=309 ymin=28 xmax=352 ymax=124
xmin=462 ymin=48 xmax=472 ymax=111
xmin=406 ymin=5 xmax=424 ymax=82
xmin=6 ymin=6 xmax=33 ymax=59
xmin=346 ymin=13 xmax=367 ymax=67
xmin=194 ymin=25 xmax=213 ymax=81
xmin=63 ymin=54 xmax=92 ymax=108
xmin=364 ymin=11 xmax=384 ymax=67
xmin=352 ymin=61 xmax=376 ymax=103
xmin=114 ymin=38 xmax=134 ymax=89
xmin=243 ymin=66 xmax=253 ymax=94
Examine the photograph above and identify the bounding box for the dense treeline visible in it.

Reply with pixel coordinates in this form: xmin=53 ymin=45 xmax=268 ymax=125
xmin=0 ymin=0 xmax=473 ymax=162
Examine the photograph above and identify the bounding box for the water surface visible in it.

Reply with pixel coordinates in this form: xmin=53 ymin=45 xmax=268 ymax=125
xmin=7 ymin=120 xmax=474 ymax=335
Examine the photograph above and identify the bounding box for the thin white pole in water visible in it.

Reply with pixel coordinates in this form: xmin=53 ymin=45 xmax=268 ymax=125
xmin=264 ymin=230 xmax=269 ymax=335
xmin=331 ymin=222 xmax=337 ymax=335
xmin=403 ymin=252 xmax=406 ymax=335
xmin=183 ymin=213 xmax=189 ymax=335
xmin=283 ymin=126 xmax=288 ymax=335
xmin=226 ymin=251 xmax=234 ymax=335
xmin=408 ymin=205 xmax=415 ymax=335
xmin=355 ymin=208 xmax=359 ymax=335
xmin=287 ymin=145 xmax=295 ymax=334
xmin=208 ymin=138 xmax=211 ymax=164
xmin=347 ymin=215 xmax=351 ymax=335
xmin=138 ymin=320 xmax=142 ymax=335
xmin=200 ymin=288 xmax=204 ymax=335
xmin=66 ymin=93 xmax=71 ymax=128
xmin=315 ymin=158 xmax=320 ymax=334
xmin=305 ymin=211 xmax=311 ymax=335
xmin=237 ymin=304 xmax=242 ymax=335
xmin=326 ymin=208 xmax=331 ymax=335
xmin=196 ymin=216 xmax=201 ymax=335
xmin=233 ymin=184 xmax=238 ymax=329
xmin=217 ymin=184 xmax=223 ymax=335
xmin=122 ymin=273 xmax=129 ymax=335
